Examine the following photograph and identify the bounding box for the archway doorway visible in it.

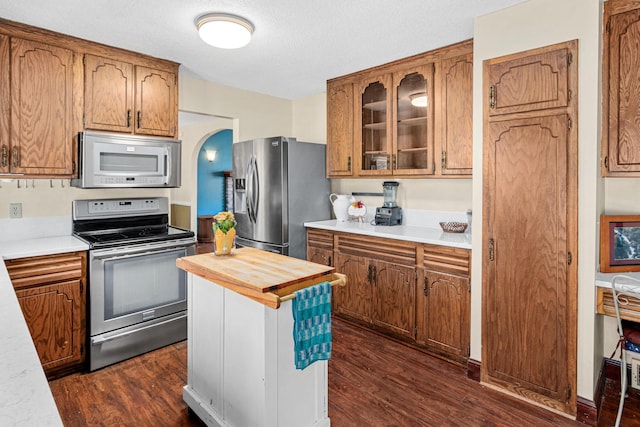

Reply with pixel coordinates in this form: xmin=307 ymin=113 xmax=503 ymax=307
xmin=196 ymin=129 xmax=233 ymax=241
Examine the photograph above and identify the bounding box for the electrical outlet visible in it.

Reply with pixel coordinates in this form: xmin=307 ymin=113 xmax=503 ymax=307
xmin=9 ymin=203 xmax=22 ymax=218
xmin=632 ymin=358 xmax=640 ymax=390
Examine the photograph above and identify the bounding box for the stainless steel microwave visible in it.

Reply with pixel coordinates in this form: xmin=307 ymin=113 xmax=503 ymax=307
xmin=71 ymin=131 xmax=181 ymax=188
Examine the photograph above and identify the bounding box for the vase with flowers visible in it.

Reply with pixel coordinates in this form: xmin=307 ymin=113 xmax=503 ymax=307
xmin=213 ymin=211 xmax=237 ymax=255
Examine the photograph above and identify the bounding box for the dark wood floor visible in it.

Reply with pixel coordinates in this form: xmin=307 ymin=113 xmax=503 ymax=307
xmin=49 ymin=318 xmax=636 ymax=426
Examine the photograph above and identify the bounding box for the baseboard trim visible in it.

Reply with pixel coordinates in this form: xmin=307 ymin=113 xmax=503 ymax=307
xmin=576 ymin=396 xmax=597 ymax=426
xmin=467 ymin=358 xmax=481 ymax=382
xmin=466 ymin=357 xmax=597 ymax=425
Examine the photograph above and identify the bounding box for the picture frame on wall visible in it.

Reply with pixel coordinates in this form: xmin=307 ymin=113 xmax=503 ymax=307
xmin=600 ymin=215 xmax=640 ymax=273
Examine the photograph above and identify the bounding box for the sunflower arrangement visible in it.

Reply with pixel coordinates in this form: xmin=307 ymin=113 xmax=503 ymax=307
xmin=213 ymin=211 xmax=237 ymax=234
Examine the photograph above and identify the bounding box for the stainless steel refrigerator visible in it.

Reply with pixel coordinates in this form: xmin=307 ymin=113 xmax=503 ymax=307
xmin=232 ymin=136 xmax=330 ymax=259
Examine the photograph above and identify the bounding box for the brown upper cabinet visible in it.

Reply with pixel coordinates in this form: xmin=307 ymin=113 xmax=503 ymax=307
xmin=0 ymin=18 xmax=179 ymax=178
xmin=356 ymin=65 xmax=435 ymax=177
xmin=326 ymin=39 xmax=473 ymax=179
xmin=2 ymin=36 xmax=76 ymax=176
xmin=603 ymin=0 xmax=640 ymax=176
xmin=84 ymin=55 xmax=178 ymax=138
xmin=486 ymin=47 xmax=571 ymax=116
xmin=326 ymin=80 xmax=355 ymax=176
xmin=440 ymin=52 xmax=473 ymax=175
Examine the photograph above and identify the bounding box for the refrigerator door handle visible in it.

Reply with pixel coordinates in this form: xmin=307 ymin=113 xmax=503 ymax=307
xmin=246 ymin=156 xmax=255 ymax=223
xmin=252 ymin=155 xmax=259 ymax=221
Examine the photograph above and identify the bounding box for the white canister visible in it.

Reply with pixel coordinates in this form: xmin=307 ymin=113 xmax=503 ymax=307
xmin=329 ymin=193 xmax=355 ymax=222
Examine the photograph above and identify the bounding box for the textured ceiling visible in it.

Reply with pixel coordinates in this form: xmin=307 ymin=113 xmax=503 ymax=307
xmin=1 ymin=0 xmax=526 ymax=100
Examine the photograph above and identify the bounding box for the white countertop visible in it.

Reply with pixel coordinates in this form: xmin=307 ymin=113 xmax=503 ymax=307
xmin=304 ymin=219 xmax=472 ymax=249
xmin=595 ymin=271 xmax=640 ymax=289
xmin=0 ymin=226 xmax=89 ymax=427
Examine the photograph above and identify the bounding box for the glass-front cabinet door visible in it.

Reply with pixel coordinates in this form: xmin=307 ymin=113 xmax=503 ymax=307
xmin=357 ymin=74 xmax=392 ymax=176
xmin=392 ymin=64 xmax=434 ymax=175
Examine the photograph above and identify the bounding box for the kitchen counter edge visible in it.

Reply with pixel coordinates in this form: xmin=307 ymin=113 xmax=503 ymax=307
xmin=304 ymin=220 xmax=472 ymax=249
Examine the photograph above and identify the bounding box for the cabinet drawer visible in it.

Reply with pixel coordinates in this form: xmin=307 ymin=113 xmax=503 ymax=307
xmin=597 ymin=287 xmax=640 ymax=323
xmin=336 ymin=233 xmax=416 ymax=266
xmin=6 ymin=252 xmax=85 ymax=290
xmin=307 ymin=229 xmax=334 ymax=251
xmin=422 ymin=244 xmax=470 ymax=277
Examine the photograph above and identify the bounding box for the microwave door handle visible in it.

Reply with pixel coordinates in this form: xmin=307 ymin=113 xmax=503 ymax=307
xmin=164 ymin=147 xmax=171 ymax=185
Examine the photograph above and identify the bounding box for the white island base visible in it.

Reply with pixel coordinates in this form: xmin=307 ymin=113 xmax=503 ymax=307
xmin=184 ymin=273 xmax=330 ymax=427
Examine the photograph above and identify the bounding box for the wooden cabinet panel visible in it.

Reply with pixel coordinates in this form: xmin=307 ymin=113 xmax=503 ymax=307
xmin=134 ymin=65 xmax=177 ymax=137
xmin=440 ymin=53 xmax=473 ymax=175
xmin=15 ymin=279 xmax=84 ymax=372
xmin=603 ymin=2 xmax=640 ymax=175
xmin=326 ymin=80 xmax=354 ymax=177
xmin=10 ymin=38 xmax=75 ymax=176
xmin=6 ymin=252 xmax=86 ymax=378
xmin=0 ymin=34 xmax=8 ymax=174
xmin=486 ymin=46 xmax=571 ymax=117
xmin=418 ymin=270 xmax=469 ymax=359
xmin=334 ymin=252 xmax=371 ymax=322
xmin=484 ymin=113 xmax=571 ymax=404
xmin=371 ymin=261 xmax=415 ymax=338
xmin=84 ymin=54 xmax=134 ymax=133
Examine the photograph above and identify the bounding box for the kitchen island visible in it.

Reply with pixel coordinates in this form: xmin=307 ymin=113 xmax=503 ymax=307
xmin=176 ymin=247 xmax=345 ymax=427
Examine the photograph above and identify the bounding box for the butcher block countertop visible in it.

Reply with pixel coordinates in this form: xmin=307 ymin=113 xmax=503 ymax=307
xmin=177 ymin=247 xmax=336 ymax=309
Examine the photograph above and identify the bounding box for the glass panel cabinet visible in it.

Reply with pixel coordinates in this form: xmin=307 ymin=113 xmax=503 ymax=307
xmin=358 ymin=75 xmax=392 ymax=175
xmin=326 ymin=40 xmax=471 ymax=179
xmin=393 ymin=65 xmax=434 ymax=175
xmin=356 ymin=65 xmax=434 ymax=176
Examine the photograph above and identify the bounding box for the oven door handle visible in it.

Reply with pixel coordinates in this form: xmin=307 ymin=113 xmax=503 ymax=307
xmin=92 ymin=243 xmax=192 ymax=261
xmin=91 ymin=313 xmax=187 ymax=345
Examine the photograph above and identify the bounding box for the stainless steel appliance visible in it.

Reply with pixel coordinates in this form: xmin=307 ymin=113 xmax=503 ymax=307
xmin=71 ymin=131 xmax=181 ymax=188
xmin=72 ymin=197 xmax=195 ymax=371
xmin=233 ymin=136 xmax=329 ymax=259
xmin=375 ymin=181 xmax=403 ymax=225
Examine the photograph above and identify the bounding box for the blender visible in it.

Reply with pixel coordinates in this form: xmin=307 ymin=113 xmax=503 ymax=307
xmin=374 ymin=181 xmax=403 ymax=226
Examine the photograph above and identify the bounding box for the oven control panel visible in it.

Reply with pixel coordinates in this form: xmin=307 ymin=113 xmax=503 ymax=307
xmin=88 ymin=199 xmax=159 ymax=214
xmin=73 ymin=197 xmax=170 ymax=220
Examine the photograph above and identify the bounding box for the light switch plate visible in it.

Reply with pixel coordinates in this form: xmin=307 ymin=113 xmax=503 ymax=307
xmin=9 ymin=203 xmax=22 ymax=218
xmin=632 ymin=358 xmax=640 ymax=390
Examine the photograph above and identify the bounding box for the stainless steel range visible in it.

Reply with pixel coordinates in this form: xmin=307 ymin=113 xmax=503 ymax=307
xmin=72 ymin=197 xmax=195 ymax=371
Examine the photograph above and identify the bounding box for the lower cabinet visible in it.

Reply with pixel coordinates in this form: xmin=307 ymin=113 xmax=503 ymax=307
xmin=307 ymin=228 xmax=469 ymax=363
xmin=6 ymin=251 xmax=86 ymax=378
xmin=416 ymin=244 xmax=470 ymax=363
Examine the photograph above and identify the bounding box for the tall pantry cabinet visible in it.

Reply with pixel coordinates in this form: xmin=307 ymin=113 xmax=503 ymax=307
xmin=482 ymin=40 xmax=578 ymax=415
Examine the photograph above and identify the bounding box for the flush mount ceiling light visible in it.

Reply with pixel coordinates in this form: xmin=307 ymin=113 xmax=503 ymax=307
xmin=410 ymin=92 xmax=428 ymax=107
xmin=196 ymin=13 xmax=254 ymax=49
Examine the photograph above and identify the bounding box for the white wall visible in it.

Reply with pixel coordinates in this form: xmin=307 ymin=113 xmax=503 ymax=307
xmin=472 ymin=0 xmax=602 ymax=401
xmin=0 ymin=180 xmax=169 ymax=220
xmin=178 ymin=74 xmax=293 ymax=143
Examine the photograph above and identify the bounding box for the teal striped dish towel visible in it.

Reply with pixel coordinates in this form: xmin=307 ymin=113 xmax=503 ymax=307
xmin=292 ymin=281 xmax=332 ymax=370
